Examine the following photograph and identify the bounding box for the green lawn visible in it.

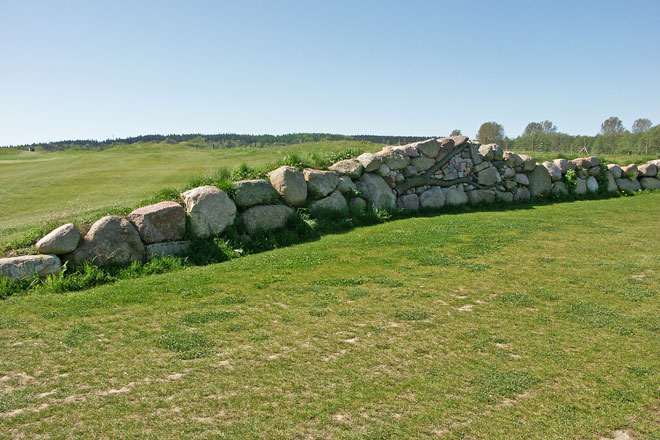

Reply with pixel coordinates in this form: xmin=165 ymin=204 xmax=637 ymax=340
xmin=0 ymin=141 xmax=379 ymax=245
xmin=2 ymin=194 xmax=660 ymax=439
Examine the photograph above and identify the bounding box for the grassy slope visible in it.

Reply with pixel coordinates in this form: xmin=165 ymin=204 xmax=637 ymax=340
xmin=0 ymin=141 xmax=379 ymax=244
xmin=2 ymin=194 xmax=660 ymax=439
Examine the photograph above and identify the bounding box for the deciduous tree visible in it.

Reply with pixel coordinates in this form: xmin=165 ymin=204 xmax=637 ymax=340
xmin=632 ymin=118 xmax=652 ymax=133
xmin=477 ymin=122 xmax=505 ymax=144
xmin=600 ymin=117 xmax=626 ymax=135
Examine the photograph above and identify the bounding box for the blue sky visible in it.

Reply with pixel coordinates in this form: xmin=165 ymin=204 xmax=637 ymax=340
xmin=1 ymin=0 xmax=658 ymax=145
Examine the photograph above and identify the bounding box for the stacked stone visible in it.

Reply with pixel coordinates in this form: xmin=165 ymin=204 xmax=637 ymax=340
xmin=3 ymin=137 xmax=660 ymax=281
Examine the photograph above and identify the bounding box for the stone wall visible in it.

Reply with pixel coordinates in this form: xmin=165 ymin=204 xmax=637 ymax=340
xmin=2 ymin=136 xmax=659 ymax=281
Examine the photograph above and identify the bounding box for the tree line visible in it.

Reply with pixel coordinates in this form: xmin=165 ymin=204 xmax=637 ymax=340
xmin=474 ymin=117 xmax=658 ymax=155
xmin=7 ymin=133 xmax=428 ymax=152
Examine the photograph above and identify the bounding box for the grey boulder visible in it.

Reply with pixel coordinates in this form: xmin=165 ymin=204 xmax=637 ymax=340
xmin=68 ymin=216 xmax=146 ymax=266
xmin=233 ymin=179 xmax=279 ymax=208
xmin=419 ymin=187 xmax=445 ymax=209
xmin=303 ymin=168 xmax=339 ymax=199
xmin=396 ymin=194 xmax=419 ymax=211
xmin=640 ymin=177 xmax=660 ymax=190
xmin=146 ymin=241 xmax=192 ymax=259
xmin=616 ymin=178 xmax=641 ymax=193
xmin=35 ymin=223 xmax=80 ymax=255
xmin=268 ymin=166 xmax=308 ymax=207
xmin=607 ymin=164 xmax=622 ymax=179
xmin=527 ymin=165 xmax=552 ymax=197
xmin=127 ymin=201 xmax=185 ymax=244
xmin=240 ymin=204 xmax=295 ymax=235
xmin=328 ymin=159 xmax=363 ymax=179
xmin=308 ymin=190 xmax=349 ymax=216
xmin=181 ymin=186 xmax=237 ymax=238
xmin=586 ymin=176 xmax=599 ymax=193
xmin=356 ymin=173 xmax=396 ymax=210
xmin=357 ymin=153 xmax=381 ymax=172
xmin=542 ymin=161 xmax=562 ymax=181
xmin=336 ymin=175 xmax=357 ymax=194
xmin=0 ymin=255 xmax=62 ymax=280
xmin=638 ymin=163 xmax=658 ymax=177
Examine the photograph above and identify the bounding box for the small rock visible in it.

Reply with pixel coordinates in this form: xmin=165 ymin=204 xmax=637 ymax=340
xmin=587 ymin=166 xmax=601 ymax=177
xmin=377 ymin=163 xmax=390 ymax=177
xmin=519 ymin=154 xmax=536 ymax=172
xmin=503 ymin=151 xmax=523 ymax=168
xmin=378 ymin=149 xmax=409 ymax=170
xmin=553 ymin=158 xmax=575 ymax=173
xmin=572 ymin=157 xmax=592 ymax=169
xmin=415 ymin=138 xmax=441 ymax=158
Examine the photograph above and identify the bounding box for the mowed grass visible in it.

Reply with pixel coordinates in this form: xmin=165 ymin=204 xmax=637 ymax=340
xmin=2 ymin=194 xmax=660 ymax=438
xmin=0 ymin=140 xmax=380 ymax=244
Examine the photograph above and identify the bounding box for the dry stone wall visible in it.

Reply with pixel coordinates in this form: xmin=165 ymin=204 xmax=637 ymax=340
xmin=3 ymin=136 xmax=660 ymax=281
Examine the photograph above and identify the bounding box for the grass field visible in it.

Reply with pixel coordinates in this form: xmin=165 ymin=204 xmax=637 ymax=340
xmin=2 ymin=193 xmax=660 ymax=438
xmin=0 ymin=141 xmax=379 ymax=246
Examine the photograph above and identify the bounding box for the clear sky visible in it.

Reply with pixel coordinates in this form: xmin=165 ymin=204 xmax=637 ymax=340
xmin=1 ymin=0 xmax=659 ymax=146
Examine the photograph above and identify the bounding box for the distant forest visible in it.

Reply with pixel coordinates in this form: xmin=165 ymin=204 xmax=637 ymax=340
xmin=7 ymin=133 xmax=428 ymax=152
xmin=5 ymin=118 xmax=660 ymax=156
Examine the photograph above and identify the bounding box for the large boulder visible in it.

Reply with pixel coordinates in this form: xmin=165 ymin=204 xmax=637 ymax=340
xmin=467 ymin=190 xmax=495 ymax=206
xmin=527 ymin=165 xmax=552 ymax=197
xmin=503 ymin=151 xmax=523 ymax=168
xmin=542 ymin=161 xmax=562 ymax=181
xmin=410 ymin=156 xmax=435 ymax=172
xmin=638 ymin=163 xmax=658 ymax=177
xmin=328 ymin=159 xmax=363 ymax=179
xmin=553 ymin=158 xmax=575 ymax=174
xmin=308 ymin=190 xmax=349 ymax=216
xmin=181 ymin=186 xmax=237 ymax=238
xmin=444 ymin=187 xmax=468 ymax=206
xmin=336 ymin=176 xmax=357 ymax=194
xmin=607 ymin=164 xmax=622 ymax=179
xmin=233 ymin=179 xmax=279 ymax=208
xmin=603 ymin=170 xmax=618 ymax=192
xmin=240 ymin=205 xmax=295 ymax=235
xmin=586 ymin=176 xmax=599 ymax=193
xmin=513 ymin=187 xmax=531 ymax=201
xmin=268 ymin=166 xmax=307 ymax=207
xmin=514 ymin=173 xmax=529 ymax=186
xmin=388 ymin=143 xmax=420 ymax=157
xmin=640 ymin=177 xmax=660 ymax=190
xmin=0 ymin=255 xmax=62 ymax=281
xmin=621 ymin=164 xmax=639 ymax=179
xmin=378 ymin=149 xmax=409 ymax=170
xmin=68 ymin=216 xmax=146 ymax=266
xmin=303 ymin=168 xmax=339 ymax=199
xmin=587 ymin=166 xmax=601 ymax=177
xmin=419 ymin=188 xmax=445 ymax=209
xmin=574 ymin=178 xmax=587 ymax=195
xmin=519 ymin=155 xmax=536 ymax=172
xmin=477 ymin=166 xmax=500 ymax=186
xmin=35 ymin=223 xmax=80 ymax=255
xmin=415 ymin=138 xmax=441 ymax=158
xmin=356 ymin=153 xmax=381 ymax=172
xmin=356 ymin=173 xmax=396 ymax=210
xmin=396 ymin=194 xmax=419 ymax=211
xmin=616 ymin=178 xmax=641 ymax=193
xmin=479 ymin=143 xmax=503 ymax=161
xmin=146 ymin=241 xmax=192 ymax=259
xmin=126 ymin=201 xmax=185 ymax=244
xmin=551 ymin=181 xmax=568 ymax=196
xmin=495 ymin=191 xmax=514 ymax=203
xmin=572 ymin=157 xmax=592 ymax=169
